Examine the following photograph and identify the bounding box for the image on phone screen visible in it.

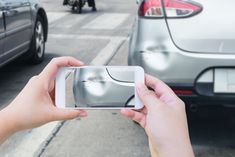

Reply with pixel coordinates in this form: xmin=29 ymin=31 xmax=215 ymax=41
xmin=64 ymin=67 xmax=135 ymax=108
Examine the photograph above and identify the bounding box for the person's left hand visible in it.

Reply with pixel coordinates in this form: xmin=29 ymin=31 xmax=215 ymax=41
xmin=0 ymin=57 xmax=87 ymax=136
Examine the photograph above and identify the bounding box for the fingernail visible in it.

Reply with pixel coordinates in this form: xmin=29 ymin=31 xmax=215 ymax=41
xmin=79 ymin=111 xmax=87 ymax=117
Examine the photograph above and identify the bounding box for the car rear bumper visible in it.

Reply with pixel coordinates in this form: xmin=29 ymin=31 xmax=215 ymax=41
xmin=169 ymin=83 xmax=235 ymax=106
xmin=129 ymin=41 xmax=235 ymax=105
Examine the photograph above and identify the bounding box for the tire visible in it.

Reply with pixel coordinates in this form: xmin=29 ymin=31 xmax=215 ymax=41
xmin=92 ymin=7 xmax=97 ymax=11
xmin=77 ymin=0 xmax=83 ymax=13
xmin=24 ymin=16 xmax=45 ymax=64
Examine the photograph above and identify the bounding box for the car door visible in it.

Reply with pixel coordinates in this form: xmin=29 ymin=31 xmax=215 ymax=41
xmin=0 ymin=1 xmax=5 ymax=61
xmin=3 ymin=0 xmax=32 ymax=57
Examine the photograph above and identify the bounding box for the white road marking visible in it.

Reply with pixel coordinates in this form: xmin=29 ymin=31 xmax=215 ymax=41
xmin=48 ymin=34 xmax=127 ymax=65
xmin=47 ymin=12 xmax=69 ymax=23
xmin=1 ymin=122 xmax=59 ymax=157
xmin=48 ymin=34 xmax=127 ymax=40
xmin=50 ymin=14 xmax=88 ymax=28
xmin=82 ymin=13 xmax=130 ymax=30
xmin=90 ymin=37 xmax=126 ymax=65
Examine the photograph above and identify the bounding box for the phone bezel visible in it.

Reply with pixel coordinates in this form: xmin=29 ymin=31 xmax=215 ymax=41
xmin=56 ymin=66 xmax=144 ymax=109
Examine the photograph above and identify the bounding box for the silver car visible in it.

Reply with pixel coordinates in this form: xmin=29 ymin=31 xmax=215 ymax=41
xmin=0 ymin=0 xmax=48 ymax=66
xmin=129 ymin=0 xmax=235 ymax=107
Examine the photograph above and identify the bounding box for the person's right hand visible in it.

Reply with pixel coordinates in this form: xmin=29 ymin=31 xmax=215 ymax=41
xmin=121 ymin=74 xmax=194 ymax=157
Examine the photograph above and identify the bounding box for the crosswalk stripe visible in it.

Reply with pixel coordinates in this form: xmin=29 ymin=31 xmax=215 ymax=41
xmin=50 ymin=14 xmax=88 ymax=28
xmin=47 ymin=12 xmax=69 ymax=23
xmin=48 ymin=34 xmax=127 ymax=41
xmin=90 ymin=37 xmax=126 ymax=65
xmin=82 ymin=13 xmax=130 ymax=30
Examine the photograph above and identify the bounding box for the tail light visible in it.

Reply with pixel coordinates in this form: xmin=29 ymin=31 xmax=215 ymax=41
xmin=138 ymin=0 xmax=164 ymax=17
xmin=173 ymin=89 xmax=194 ymax=95
xmin=138 ymin=0 xmax=202 ymax=18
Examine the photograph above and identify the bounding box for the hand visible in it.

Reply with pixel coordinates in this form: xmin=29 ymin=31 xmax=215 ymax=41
xmin=0 ymin=57 xmax=87 ymax=143
xmin=121 ymin=74 xmax=194 ymax=157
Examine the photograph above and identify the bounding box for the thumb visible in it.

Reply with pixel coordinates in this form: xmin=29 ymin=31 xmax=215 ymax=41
xmin=137 ymin=83 xmax=162 ymax=111
xmin=54 ymin=108 xmax=88 ymax=121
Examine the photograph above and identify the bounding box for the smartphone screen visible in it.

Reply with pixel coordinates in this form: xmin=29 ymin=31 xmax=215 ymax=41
xmin=56 ymin=66 xmax=144 ymax=109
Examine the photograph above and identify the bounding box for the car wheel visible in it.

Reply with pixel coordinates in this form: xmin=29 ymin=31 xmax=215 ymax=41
xmin=25 ymin=16 xmax=45 ymax=64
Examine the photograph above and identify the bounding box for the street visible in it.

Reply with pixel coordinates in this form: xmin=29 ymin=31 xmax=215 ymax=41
xmin=0 ymin=0 xmax=235 ymax=156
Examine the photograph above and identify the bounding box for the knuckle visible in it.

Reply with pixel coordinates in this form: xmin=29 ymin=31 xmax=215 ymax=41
xmin=141 ymin=90 xmax=153 ymax=98
xmin=29 ymin=75 xmax=39 ymax=83
xmin=177 ymin=98 xmax=185 ymax=105
xmin=66 ymin=56 xmax=73 ymax=60
xmin=51 ymin=57 xmax=59 ymax=64
xmin=152 ymin=81 xmax=158 ymax=90
xmin=177 ymin=99 xmax=186 ymax=110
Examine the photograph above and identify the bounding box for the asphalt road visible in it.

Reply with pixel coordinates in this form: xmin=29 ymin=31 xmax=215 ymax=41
xmin=0 ymin=0 xmax=235 ymax=157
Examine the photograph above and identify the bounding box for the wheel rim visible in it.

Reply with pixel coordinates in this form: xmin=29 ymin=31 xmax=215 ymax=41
xmin=35 ymin=21 xmax=44 ymax=58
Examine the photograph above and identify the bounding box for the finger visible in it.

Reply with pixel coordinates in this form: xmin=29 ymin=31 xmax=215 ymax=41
xmin=53 ymin=108 xmax=87 ymax=121
xmin=39 ymin=56 xmax=84 ymax=87
xmin=121 ymin=109 xmax=146 ymax=128
xmin=137 ymin=83 xmax=163 ymax=111
xmin=141 ymin=107 xmax=147 ymax=114
xmin=134 ymin=106 xmax=147 ymax=114
xmin=145 ymin=74 xmax=177 ymax=101
xmin=49 ymin=87 xmax=55 ymax=103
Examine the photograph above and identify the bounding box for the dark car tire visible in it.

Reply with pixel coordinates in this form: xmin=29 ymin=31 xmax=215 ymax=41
xmin=24 ymin=15 xmax=45 ymax=64
xmin=77 ymin=0 xmax=83 ymax=13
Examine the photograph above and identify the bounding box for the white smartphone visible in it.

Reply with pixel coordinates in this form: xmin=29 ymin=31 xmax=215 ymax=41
xmin=56 ymin=66 xmax=145 ymax=109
